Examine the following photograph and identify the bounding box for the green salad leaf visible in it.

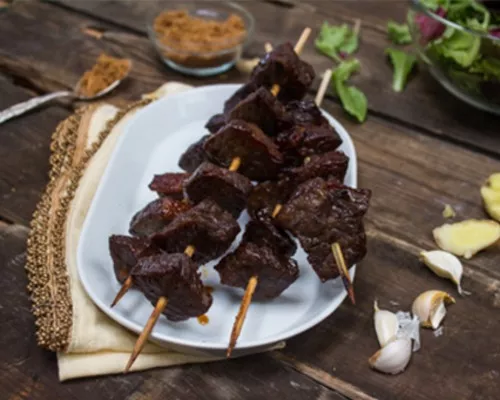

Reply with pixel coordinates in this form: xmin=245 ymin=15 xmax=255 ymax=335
xmin=470 ymin=57 xmax=500 ymax=78
xmin=387 ymin=21 xmax=412 ymax=44
xmin=332 ymin=59 xmax=367 ymax=122
xmin=315 ymin=22 xmax=359 ymax=61
xmin=432 ymin=28 xmax=481 ymax=67
xmin=386 ymin=48 xmax=417 ymax=92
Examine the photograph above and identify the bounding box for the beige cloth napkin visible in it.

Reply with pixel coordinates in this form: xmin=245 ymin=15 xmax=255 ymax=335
xmin=56 ymin=82 xmax=284 ymax=381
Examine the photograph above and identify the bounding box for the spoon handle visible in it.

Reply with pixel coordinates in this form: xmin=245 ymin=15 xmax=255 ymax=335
xmin=0 ymin=91 xmax=73 ymax=125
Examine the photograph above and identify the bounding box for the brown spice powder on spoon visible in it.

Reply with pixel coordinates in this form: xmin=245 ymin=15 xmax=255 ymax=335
xmin=77 ymin=54 xmax=131 ymax=97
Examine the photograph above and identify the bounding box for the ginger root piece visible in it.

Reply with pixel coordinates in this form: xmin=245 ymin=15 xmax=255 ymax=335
xmin=442 ymin=204 xmax=456 ymax=219
xmin=481 ymin=173 xmax=500 ymax=222
xmin=433 ymin=219 xmax=500 ymax=259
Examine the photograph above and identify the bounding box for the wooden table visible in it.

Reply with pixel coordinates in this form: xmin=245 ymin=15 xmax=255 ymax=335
xmin=1 ymin=1 xmax=499 ymax=399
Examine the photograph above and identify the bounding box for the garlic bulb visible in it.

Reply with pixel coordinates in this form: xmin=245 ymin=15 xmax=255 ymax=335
xmin=412 ymin=290 xmax=455 ymax=329
xmin=420 ymin=250 xmax=468 ymax=295
xmin=373 ymin=300 xmax=398 ymax=348
xmin=368 ymin=337 xmax=412 ymax=375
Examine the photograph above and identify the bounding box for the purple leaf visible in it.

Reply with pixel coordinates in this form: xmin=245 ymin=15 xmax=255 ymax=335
xmin=490 ymin=28 xmax=500 ymax=38
xmin=415 ymin=7 xmax=447 ymax=44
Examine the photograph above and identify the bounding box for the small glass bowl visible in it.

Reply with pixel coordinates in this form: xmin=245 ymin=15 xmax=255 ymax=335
xmin=147 ymin=1 xmax=254 ymax=77
xmin=409 ymin=0 xmax=500 ymax=115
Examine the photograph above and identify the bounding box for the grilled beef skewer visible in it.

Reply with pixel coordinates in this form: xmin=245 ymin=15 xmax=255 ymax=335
xmin=124 ymin=200 xmax=240 ymax=372
xmin=125 ymin=251 xmax=213 ymax=371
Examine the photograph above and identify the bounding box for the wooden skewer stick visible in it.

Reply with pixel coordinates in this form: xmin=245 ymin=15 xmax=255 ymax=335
xmin=124 ymin=296 xmax=168 ymax=373
xmin=226 ymin=28 xmax=311 ymax=358
xmin=124 ymin=245 xmax=195 ymax=373
xmin=226 ymin=275 xmax=258 ymax=358
xmin=315 ymin=69 xmax=333 ymax=106
xmin=331 ymin=242 xmax=355 ymax=305
xmin=111 ymin=275 xmax=133 ymax=308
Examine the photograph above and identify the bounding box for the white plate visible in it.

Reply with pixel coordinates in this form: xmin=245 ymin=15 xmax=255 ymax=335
xmin=78 ymin=84 xmax=358 ymax=357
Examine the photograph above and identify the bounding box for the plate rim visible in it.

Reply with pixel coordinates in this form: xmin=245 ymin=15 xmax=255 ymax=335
xmin=77 ymin=83 xmax=358 ymax=351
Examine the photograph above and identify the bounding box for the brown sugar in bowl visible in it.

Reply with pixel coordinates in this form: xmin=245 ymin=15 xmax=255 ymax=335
xmin=148 ymin=2 xmax=254 ymax=76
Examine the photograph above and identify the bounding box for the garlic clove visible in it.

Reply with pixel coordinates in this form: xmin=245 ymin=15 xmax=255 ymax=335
xmin=420 ymin=250 xmax=467 ymax=295
xmin=368 ymin=337 xmax=412 ymax=375
xmin=481 ymin=173 xmax=500 ymax=222
xmin=412 ymin=290 xmax=455 ymax=329
xmin=433 ymin=219 xmax=500 ymax=259
xmin=396 ymin=311 xmax=421 ymax=352
xmin=236 ymin=57 xmax=260 ymax=75
xmin=373 ymin=300 xmax=399 ymax=348
xmin=442 ymin=204 xmax=456 ymax=219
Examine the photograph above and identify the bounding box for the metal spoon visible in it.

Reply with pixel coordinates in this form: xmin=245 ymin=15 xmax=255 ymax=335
xmin=0 ymin=75 xmax=128 ymax=125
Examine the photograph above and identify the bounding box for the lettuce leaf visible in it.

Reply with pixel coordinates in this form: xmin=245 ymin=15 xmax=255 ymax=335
xmin=315 ymin=22 xmax=359 ymax=62
xmin=387 ymin=21 xmax=412 ymax=44
xmin=332 ymin=59 xmax=367 ymax=122
xmin=386 ymin=48 xmax=417 ymax=92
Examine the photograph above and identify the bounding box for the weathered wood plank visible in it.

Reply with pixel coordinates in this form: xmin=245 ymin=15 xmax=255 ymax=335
xmin=49 ymin=0 xmax=500 ymax=157
xmin=280 ymin=229 xmax=500 ymax=400
xmin=0 ymin=1 xmax=244 ymax=105
xmin=0 ymin=74 xmax=69 ymax=225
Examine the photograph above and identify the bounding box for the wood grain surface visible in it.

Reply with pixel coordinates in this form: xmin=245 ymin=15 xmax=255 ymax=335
xmin=0 ymin=1 xmax=499 ymax=399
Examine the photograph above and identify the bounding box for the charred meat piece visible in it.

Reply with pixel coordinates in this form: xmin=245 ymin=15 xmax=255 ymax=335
xmin=109 ymin=235 xmax=159 ymax=283
xmin=250 ymin=42 xmax=315 ymax=103
xmin=228 ymin=87 xmax=290 ymax=136
xmin=204 ymin=120 xmax=284 ymax=181
xmin=178 ymin=135 xmax=209 ymax=173
xmin=184 ymin=162 xmax=252 ymax=218
xmin=151 ymin=199 xmax=240 ymax=264
xmin=277 ymin=100 xmax=342 ymax=165
xmin=149 ymin=172 xmax=189 ymax=199
xmin=246 ymin=179 xmax=294 ymax=218
xmin=129 ymin=197 xmax=191 ymax=237
xmin=243 ymin=209 xmax=297 ymax=258
xmin=281 ymin=151 xmax=349 ymax=184
xmin=276 ymin=177 xmax=371 ymax=282
xmin=247 ymin=152 xmax=348 ymax=218
xmin=285 ymin=100 xmax=329 ymax=127
xmin=205 ymin=114 xmax=226 ymax=134
xmin=215 ymin=242 xmax=299 ymax=300
xmin=223 ymin=82 xmax=258 ymax=114
xmin=132 ymin=253 xmax=212 ymax=322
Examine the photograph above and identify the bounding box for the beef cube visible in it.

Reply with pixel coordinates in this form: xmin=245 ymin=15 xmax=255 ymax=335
xmin=132 ymin=253 xmax=212 ymax=321
xmin=205 ymin=114 xmax=226 ymax=134
xmin=246 ymin=179 xmax=294 ymax=218
xmin=178 ymin=135 xmax=209 ymax=173
xmin=204 ymin=120 xmax=284 ymax=181
xmin=228 ymin=87 xmax=290 ymax=136
xmin=215 ymin=242 xmax=299 ymax=300
xmin=109 ymin=235 xmax=159 ymax=283
xmin=285 ymin=100 xmax=329 ymax=127
xmin=223 ymin=82 xmax=258 ymax=114
xmin=151 ymin=199 xmax=240 ymax=264
xmin=184 ymin=162 xmax=252 ymax=218
xmin=243 ymin=209 xmax=297 ymax=258
xmin=276 ymin=100 xmax=342 ymax=165
xmin=276 ymin=178 xmax=371 ymax=282
xmin=129 ymin=197 xmax=191 ymax=237
xmin=277 ymin=124 xmax=342 ymax=164
xmin=250 ymin=42 xmax=315 ymax=103
xmin=281 ymin=151 xmax=349 ymax=184
xmin=149 ymin=172 xmax=189 ymax=199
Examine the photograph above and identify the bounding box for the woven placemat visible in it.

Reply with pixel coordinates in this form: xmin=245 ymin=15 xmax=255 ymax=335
xmin=26 ymin=99 xmax=151 ymax=351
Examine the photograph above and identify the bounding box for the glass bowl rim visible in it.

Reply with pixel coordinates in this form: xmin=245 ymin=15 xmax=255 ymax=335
xmin=411 ymin=0 xmax=500 ymax=42
xmin=147 ymin=1 xmax=255 ymax=57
